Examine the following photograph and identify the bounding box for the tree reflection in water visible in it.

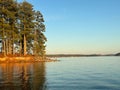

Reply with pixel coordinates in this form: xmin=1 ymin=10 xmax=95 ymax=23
xmin=0 ymin=63 xmax=46 ymax=90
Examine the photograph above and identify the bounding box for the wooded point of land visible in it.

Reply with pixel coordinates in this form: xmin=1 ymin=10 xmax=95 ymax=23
xmin=0 ymin=0 xmax=46 ymax=57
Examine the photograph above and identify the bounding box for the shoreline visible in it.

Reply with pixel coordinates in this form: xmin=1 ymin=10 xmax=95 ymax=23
xmin=0 ymin=56 xmax=58 ymax=63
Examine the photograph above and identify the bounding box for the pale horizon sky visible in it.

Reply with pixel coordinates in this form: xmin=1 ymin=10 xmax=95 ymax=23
xmin=19 ymin=0 xmax=120 ymax=54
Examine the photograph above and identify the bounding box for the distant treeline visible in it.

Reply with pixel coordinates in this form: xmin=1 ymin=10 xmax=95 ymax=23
xmin=47 ymin=53 xmax=120 ymax=57
xmin=47 ymin=54 xmax=102 ymax=57
xmin=0 ymin=0 xmax=46 ymax=56
xmin=115 ymin=53 xmax=120 ymax=56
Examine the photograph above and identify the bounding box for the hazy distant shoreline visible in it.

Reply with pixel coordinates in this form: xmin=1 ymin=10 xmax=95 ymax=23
xmin=47 ymin=53 xmax=120 ymax=57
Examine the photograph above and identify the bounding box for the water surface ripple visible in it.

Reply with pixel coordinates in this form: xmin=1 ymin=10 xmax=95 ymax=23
xmin=46 ymin=57 xmax=120 ymax=90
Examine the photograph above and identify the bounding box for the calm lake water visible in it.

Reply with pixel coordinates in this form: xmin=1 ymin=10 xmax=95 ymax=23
xmin=0 ymin=56 xmax=120 ymax=90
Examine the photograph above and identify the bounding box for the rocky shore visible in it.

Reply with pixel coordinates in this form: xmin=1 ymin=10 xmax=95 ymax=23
xmin=0 ymin=56 xmax=58 ymax=63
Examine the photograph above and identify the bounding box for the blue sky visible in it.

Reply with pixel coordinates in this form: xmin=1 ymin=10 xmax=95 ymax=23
xmin=20 ymin=0 xmax=120 ymax=54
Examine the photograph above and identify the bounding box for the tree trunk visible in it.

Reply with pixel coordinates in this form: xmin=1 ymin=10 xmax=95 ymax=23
xmin=2 ymin=28 xmax=6 ymax=56
xmin=3 ymin=40 xmax=6 ymax=56
xmin=1 ymin=0 xmax=5 ymax=56
xmin=34 ymin=30 xmax=37 ymax=55
xmin=20 ymin=40 xmax=22 ymax=56
xmin=5 ymin=39 xmax=8 ymax=55
xmin=24 ymin=34 xmax=26 ymax=56
xmin=8 ymin=40 xmax=12 ymax=55
xmin=12 ymin=32 xmax=14 ymax=55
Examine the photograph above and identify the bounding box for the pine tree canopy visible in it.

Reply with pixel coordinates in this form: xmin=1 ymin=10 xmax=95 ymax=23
xmin=0 ymin=0 xmax=46 ymax=56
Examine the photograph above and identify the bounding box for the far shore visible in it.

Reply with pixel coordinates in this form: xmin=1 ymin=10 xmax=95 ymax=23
xmin=47 ymin=53 xmax=120 ymax=58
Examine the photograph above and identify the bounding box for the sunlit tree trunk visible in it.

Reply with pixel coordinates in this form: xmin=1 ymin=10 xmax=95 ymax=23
xmin=5 ymin=39 xmax=9 ymax=55
xmin=3 ymin=40 xmax=6 ymax=56
xmin=24 ymin=34 xmax=26 ymax=55
xmin=8 ymin=40 xmax=12 ymax=55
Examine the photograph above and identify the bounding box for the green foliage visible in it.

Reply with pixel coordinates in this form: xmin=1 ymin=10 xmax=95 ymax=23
xmin=0 ymin=0 xmax=46 ymax=56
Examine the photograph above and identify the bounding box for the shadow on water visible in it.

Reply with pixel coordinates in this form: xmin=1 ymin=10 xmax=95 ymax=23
xmin=0 ymin=63 xmax=47 ymax=90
